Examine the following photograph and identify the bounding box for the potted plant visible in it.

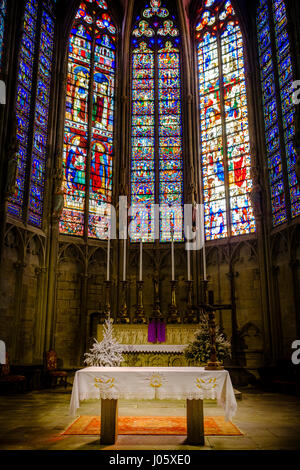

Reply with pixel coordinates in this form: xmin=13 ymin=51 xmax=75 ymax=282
xmin=184 ymin=314 xmax=231 ymax=366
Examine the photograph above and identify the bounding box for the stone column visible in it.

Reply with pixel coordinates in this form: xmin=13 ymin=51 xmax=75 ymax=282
xmin=79 ymin=269 xmax=91 ymax=366
xmin=12 ymin=261 xmax=26 ymax=363
xmin=226 ymin=269 xmax=239 ymax=365
xmin=33 ymin=266 xmax=48 ymax=363
xmin=290 ymin=259 xmax=300 ymax=338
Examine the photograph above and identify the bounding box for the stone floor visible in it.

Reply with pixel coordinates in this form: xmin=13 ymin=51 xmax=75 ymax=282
xmin=0 ymin=386 xmax=300 ymax=451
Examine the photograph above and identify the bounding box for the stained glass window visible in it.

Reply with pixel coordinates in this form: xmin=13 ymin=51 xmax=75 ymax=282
xmin=60 ymin=0 xmax=116 ymax=239
xmin=0 ymin=0 xmax=7 ymax=71
xmin=257 ymin=0 xmax=300 ymax=225
xmin=131 ymin=0 xmax=184 ymax=243
xmin=7 ymin=0 xmax=56 ymax=227
xmin=196 ymin=0 xmax=256 ymax=241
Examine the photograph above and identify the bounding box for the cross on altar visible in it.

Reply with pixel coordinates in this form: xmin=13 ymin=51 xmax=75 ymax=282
xmin=199 ymin=289 xmax=233 ymax=371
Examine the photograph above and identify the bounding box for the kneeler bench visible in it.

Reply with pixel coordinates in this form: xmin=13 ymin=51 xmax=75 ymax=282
xmin=70 ymin=367 xmax=237 ymax=445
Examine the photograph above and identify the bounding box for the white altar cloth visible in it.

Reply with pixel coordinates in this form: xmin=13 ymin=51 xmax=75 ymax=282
xmin=70 ymin=367 xmax=237 ymax=421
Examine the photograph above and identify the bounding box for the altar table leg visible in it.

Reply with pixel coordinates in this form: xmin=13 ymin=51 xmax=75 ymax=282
xmin=186 ymin=399 xmax=205 ymax=445
xmin=100 ymin=399 xmax=119 ymax=445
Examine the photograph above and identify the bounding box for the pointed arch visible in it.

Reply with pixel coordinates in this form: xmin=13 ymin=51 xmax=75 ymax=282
xmin=257 ymin=0 xmax=299 ymax=226
xmin=195 ymin=0 xmax=256 ymax=241
xmin=59 ymin=0 xmax=117 ymax=240
xmin=130 ymin=0 xmax=184 ymax=243
xmin=7 ymin=0 xmax=56 ymax=227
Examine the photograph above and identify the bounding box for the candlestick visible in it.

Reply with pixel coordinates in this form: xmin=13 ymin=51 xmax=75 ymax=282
xmin=205 ymin=306 xmax=224 ymax=371
xmin=139 ymin=241 xmax=143 ymax=282
xmin=187 ymin=227 xmax=191 ymax=281
xmin=184 ymin=280 xmax=198 ymax=324
xmin=202 ymin=212 xmax=207 ymax=281
xmin=107 ymin=235 xmax=110 ymax=282
xmin=123 ymin=239 xmax=126 ymax=282
xmin=152 ymin=275 xmax=162 ymax=319
xmin=167 ymin=280 xmax=180 ymax=323
xmin=134 ymin=281 xmax=147 ymax=324
xmin=104 ymin=280 xmax=111 ymax=318
xmin=116 ymin=281 xmax=130 ymax=324
xmin=203 ymin=243 xmax=207 ymax=281
xmin=171 ymin=230 xmax=175 ymax=282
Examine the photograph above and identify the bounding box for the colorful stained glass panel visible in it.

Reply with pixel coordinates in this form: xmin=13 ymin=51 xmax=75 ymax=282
xmin=197 ymin=0 xmax=256 ymax=240
xmin=60 ymin=0 xmax=116 ymax=239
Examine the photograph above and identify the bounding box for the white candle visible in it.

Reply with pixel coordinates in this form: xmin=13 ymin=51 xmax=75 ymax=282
xmin=139 ymin=241 xmax=143 ymax=282
xmin=203 ymin=242 xmax=207 ymax=281
xmin=123 ymin=239 xmax=126 ymax=282
xmin=107 ymin=235 xmax=110 ymax=282
xmin=171 ymin=231 xmax=175 ymax=281
xmin=202 ymin=223 xmax=207 ymax=281
xmin=187 ymin=243 xmax=191 ymax=282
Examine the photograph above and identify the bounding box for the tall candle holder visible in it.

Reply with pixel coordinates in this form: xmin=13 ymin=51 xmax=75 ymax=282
xmin=99 ymin=280 xmax=112 ymax=323
xmin=133 ymin=281 xmax=147 ymax=324
xmin=205 ymin=306 xmax=224 ymax=371
xmin=201 ymin=279 xmax=209 ymax=305
xmin=167 ymin=280 xmax=180 ymax=324
xmin=152 ymin=276 xmax=163 ymax=319
xmin=116 ymin=281 xmax=130 ymax=324
xmin=104 ymin=280 xmax=112 ymax=316
xmin=184 ymin=280 xmax=198 ymax=324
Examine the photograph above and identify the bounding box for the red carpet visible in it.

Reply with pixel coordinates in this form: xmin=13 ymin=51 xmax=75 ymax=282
xmin=62 ymin=416 xmax=243 ymax=436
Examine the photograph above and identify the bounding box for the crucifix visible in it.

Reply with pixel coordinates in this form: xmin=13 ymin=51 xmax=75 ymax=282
xmin=199 ymin=288 xmax=232 ymax=371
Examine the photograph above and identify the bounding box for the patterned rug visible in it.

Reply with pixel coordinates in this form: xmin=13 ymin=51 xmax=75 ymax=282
xmin=62 ymin=416 xmax=243 ymax=436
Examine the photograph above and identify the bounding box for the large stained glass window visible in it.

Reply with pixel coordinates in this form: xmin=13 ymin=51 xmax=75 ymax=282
xmin=257 ymin=0 xmax=300 ymax=226
xmin=131 ymin=0 xmax=184 ymax=243
xmin=60 ymin=0 xmax=116 ymax=239
xmin=0 ymin=0 xmax=7 ymax=71
xmin=7 ymin=0 xmax=56 ymax=227
xmin=196 ymin=0 xmax=256 ymax=241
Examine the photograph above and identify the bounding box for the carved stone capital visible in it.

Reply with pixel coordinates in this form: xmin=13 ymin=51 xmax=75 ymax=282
xmin=35 ymin=266 xmax=47 ymax=277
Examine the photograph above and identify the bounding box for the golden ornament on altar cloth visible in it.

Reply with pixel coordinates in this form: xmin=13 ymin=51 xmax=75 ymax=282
xmin=146 ymin=373 xmax=167 ymax=389
xmin=94 ymin=376 xmax=115 ymax=391
xmin=196 ymin=377 xmax=217 ymax=391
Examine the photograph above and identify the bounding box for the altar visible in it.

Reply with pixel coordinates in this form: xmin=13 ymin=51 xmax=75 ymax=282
xmin=70 ymin=367 xmax=237 ymax=445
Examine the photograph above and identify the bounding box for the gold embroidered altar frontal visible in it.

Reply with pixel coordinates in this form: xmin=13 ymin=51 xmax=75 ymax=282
xmin=70 ymin=367 xmax=237 ymax=422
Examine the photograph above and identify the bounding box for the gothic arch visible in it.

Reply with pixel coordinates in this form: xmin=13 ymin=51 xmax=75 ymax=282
xmin=190 ymin=0 xmax=260 ymax=244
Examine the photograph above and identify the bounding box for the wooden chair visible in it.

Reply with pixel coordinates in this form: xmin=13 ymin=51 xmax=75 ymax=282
xmin=0 ymin=354 xmax=26 ymax=393
xmin=45 ymin=350 xmax=68 ymax=389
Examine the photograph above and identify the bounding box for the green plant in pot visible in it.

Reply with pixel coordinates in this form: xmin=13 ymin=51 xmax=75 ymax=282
xmin=184 ymin=314 xmax=231 ymax=366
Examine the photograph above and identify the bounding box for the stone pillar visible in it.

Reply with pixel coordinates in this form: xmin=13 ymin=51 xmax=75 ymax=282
xmin=33 ymin=266 xmax=48 ymax=362
xmin=290 ymin=259 xmax=300 ymax=338
xmin=226 ymin=269 xmax=239 ymax=365
xmin=79 ymin=269 xmax=91 ymax=366
xmin=270 ymin=265 xmax=284 ymax=360
xmin=12 ymin=261 xmax=26 ymax=363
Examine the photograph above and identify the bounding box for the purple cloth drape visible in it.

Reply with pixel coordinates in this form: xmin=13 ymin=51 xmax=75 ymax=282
xmin=148 ymin=319 xmax=166 ymax=343
xmin=157 ymin=320 xmax=166 ymax=343
xmin=148 ymin=319 xmax=157 ymax=343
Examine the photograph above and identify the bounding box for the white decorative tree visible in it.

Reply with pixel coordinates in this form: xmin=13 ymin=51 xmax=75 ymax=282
xmin=84 ymin=316 xmax=124 ymax=367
